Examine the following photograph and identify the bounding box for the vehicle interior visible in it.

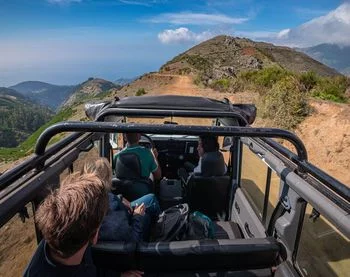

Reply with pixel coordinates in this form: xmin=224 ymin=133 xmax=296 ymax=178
xmin=0 ymin=95 xmax=349 ymax=277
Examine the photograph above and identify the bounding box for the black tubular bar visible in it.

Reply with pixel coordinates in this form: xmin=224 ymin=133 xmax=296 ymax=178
xmin=260 ymin=138 xmax=349 ymax=202
xmin=0 ymin=132 xmax=84 ymax=190
xmin=35 ymin=121 xmax=308 ymax=160
xmin=96 ymin=108 xmax=249 ymax=125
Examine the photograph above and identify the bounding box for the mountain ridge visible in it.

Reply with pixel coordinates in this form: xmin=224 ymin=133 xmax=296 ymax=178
xmin=62 ymin=77 xmax=121 ymax=107
xmin=161 ymin=35 xmax=340 ymax=86
xmin=299 ymin=43 xmax=350 ymax=75
xmin=10 ymin=81 xmax=76 ymax=110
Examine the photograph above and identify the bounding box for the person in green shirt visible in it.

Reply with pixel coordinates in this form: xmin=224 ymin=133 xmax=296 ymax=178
xmin=114 ymin=133 xmax=161 ymax=181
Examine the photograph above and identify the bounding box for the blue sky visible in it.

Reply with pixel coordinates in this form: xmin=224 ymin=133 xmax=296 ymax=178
xmin=0 ymin=0 xmax=349 ymax=86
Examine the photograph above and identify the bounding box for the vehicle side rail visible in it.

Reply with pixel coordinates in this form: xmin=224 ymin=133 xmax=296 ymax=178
xmin=0 ymin=132 xmax=84 ymax=190
xmin=0 ymin=133 xmax=99 ymax=227
xmin=92 ymin=238 xmax=281 ymax=272
xmin=259 ymin=138 xmax=349 ymax=203
xmin=34 ymin=121 xmax=308 ymax=160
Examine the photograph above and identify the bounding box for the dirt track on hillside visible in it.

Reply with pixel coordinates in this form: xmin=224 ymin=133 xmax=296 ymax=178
xmin=0 ymin=73 xmax=349 ymax=276
xmin=149 ymin=74 xmax=350 ymax=185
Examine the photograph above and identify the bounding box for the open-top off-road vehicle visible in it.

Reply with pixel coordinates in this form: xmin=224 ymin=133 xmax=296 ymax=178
xmin=0 ymin=95 xmax=349 ymax=276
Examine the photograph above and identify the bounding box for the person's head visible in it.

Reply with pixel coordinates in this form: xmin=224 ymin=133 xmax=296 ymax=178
xmin=35 ymin=173 xmax=109 ymax=259
xmin=198 ymin=135 xmax=219 ymax=156
xmin=83 ymin=157 xmax=112 ymax=190
xmin=124 ymin=133 xmax=141 ymax=145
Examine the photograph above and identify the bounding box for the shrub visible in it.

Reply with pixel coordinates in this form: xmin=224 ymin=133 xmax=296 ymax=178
xmin=311 ymin=76 xmax=348 ymax=103
xmin=210 ymin=78 xmax=231 ymax=91
xmin=299 ymin=71 xmax=319 ymax=91
xmin=238 ymin=66 xmax=291 ymax=90
xmin=259 ymin=76 xmax=310 ymax=129
xmin=136 ymin=88 xmax=147 ymax=96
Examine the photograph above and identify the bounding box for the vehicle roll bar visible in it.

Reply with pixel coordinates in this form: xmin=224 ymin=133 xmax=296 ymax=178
xmin=96 ymin=108 xmax=249 ymax=125
xmin=35 ymin=121 xmax=308 ymax=161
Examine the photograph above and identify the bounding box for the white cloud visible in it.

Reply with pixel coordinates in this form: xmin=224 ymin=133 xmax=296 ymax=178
xmin=158 ymin=27 xmax=214 ymax=44
xmin=237 ymin=3 xmax=350 ymax=47
xmin=277 ymin=29 xmax=290 ymax=39
xmin=276 ymin=3 xmax=350 ymax=47
xmin=149 ymin=12 xmax=248 ymax=25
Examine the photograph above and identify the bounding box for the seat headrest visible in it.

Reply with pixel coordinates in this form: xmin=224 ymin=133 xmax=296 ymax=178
xmin=115 ymin=153 xmax=142 ymax=179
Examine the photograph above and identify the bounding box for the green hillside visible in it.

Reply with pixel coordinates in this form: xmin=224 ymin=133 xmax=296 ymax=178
xmin=0 ymin=88 xmax=54 ymax=148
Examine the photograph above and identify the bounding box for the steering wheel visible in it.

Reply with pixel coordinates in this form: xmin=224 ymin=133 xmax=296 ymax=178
xmin=140 ymin=133 xmax=155 ymax=149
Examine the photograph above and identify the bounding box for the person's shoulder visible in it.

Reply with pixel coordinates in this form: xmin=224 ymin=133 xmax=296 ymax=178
xmin=23 ymin=241 xmax=50 ymax=277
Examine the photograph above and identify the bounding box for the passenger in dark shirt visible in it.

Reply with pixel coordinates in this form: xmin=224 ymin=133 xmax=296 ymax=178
xmin=23 ymin=240 xmax=96 ymax=277
xmin=24 ymin=173 xmax=143 ymax=277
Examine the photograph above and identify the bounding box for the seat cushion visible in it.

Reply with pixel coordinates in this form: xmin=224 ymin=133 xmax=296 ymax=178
xmin=215 ymin=221 xmax=243 ymax=239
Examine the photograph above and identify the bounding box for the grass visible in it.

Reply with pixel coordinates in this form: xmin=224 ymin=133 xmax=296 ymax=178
xmin=0 ymin=108 xmax=75 ymax=162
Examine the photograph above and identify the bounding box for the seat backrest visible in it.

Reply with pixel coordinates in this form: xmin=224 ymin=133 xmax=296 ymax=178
xmin=92 ymin=238 xmax=280 ymax=272
xmin=112 ymin=178 xmax=153 ymax=201
xmin=115 ymin=152 xmax=142 ymax=179
xmin=200 ymin=151 xmax=226 ymax=177
xmin=113 ymin=153 xmax=154 ymax=200
xmin=187 ymin=175 xmax=231 ymax=219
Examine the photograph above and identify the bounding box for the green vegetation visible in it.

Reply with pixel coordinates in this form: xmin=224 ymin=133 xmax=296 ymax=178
xmin=311 ymin=76 xmax=349 ymax=103
xmin=136 ymin=88 xmax=147 ymax=96
xmin=238 ymin=66 xmax=292 ymax=88
xmin=0 ymin=93 xmax=53 ymax=147
xmin=200 ymin=66 xmax=349 ymax=129
xmin=0 ymin=108 xmax=75 ymax=161
xmin=210 ymin=78 xmax=232 ymax=91
xmin=259 ymin=76 xmax=310 ymax=129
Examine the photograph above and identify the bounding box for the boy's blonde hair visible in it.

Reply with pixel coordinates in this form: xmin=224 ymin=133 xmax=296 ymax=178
xmin=83 ymin=157 xmax=112 ymax=190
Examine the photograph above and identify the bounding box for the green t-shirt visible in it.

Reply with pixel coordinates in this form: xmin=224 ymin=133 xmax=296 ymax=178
xmin=114 ymin=145 xmax=157 ymax=178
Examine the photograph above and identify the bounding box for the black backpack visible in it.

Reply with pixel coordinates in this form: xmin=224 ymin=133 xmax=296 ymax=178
xmin=153 ymin=204 xmax=215 ymax=241
xmin=153 ymin=203 xmax=189 ymax=241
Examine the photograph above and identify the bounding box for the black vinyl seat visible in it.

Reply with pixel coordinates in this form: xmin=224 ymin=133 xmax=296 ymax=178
xmin=186 ymin=175 xmax=231 ymax=220
xmin=214 ymin=221 xmax=243 ymax=239
xmin=113 ymin=152 xmax=154 ymax=201
xmin=92 ymin=238 xmax=280 ymax=273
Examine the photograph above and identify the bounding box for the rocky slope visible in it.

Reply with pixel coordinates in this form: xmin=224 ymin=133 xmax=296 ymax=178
xmin=161 ymin=35 xmax=340 ymax=86
xmin=63 ymin=78 xmax=121 ymax=107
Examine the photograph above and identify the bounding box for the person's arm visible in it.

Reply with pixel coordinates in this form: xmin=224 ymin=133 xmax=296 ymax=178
xmin=129 ymin=203 xmax=146 ymax=242
xmin=193 ymin=158 xmax=202 ymax=175
xmin=150 ymin=148 xmax=161 ymax=180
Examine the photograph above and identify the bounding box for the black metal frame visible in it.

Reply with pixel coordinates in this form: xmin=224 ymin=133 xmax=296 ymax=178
xmin=34 ymin=121 xmax=308 ymax=159
xmin=95 ymin=108 xmax=249 ymax=125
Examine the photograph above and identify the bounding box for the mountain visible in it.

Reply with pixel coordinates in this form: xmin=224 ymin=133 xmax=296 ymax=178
xmin=0 ymin=87 xmax=53 ymax=147
xmin=160 ymin=35 xmax=340 ymax=85
xmin=114 ymin=77 xmax=136 ymax=86
xmin=10 ymin=81 xmax=75 ymax=110
xmin=299 ymin=44 xmax=350 ymax=76
xmin=63 ymin=78 xmax=121 ymax=107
